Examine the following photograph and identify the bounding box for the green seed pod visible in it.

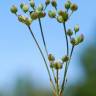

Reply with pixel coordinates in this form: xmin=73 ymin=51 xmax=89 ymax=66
xmin=18 ymin=15 xmax=26 ymax=23
xmin=70 ymin=3 xmax=78 ymax=11
xmin=30 ymin=0 xmax=35 ymax=8
xmin=48 ymin=54 xmax=55 ymax=61
xmin=57 ymin=16 xmax=64 ymax=23
xmin=20 ymin=3 xmax=24 ymax=9
xmin=65 ymin=0 xmax=71 ymax=10
xmin=54 ymin=60 xmax=63 ymax=70
xmin=22 ymin=4 xmax=29 ymax=13
xmin=70 ymin=37 xmax=77 ymax=45
xmin=25 ymin=18 xmax=32 ymax=26
xmin=48 ymin=10 xmax=56 ymax=18
xmin=62 ymin=11 xmax=68 ymax=22
xmin=62 ymin=55 xmax=69 ymax=62
xmin=45 ymin=0 xmax=50 ymax=5
xmin=74 ymin=24 xmax=79 ymax=33
xmin=39 ymin=12 xmax=46 ymax=18
xmin=77 ymin=34 xmax=84 ymax=44
xmin=67 ymin=29 xmax=73 ymax=36
xmin=10 ymin=5 xmax=18 ymax=14
xmin=30 ymin=12 xmax=38 ymax=20
xmin=58 ymin=10 xmax=64 ymax=16
xmin=51 ymin=0 xmax=57 ymax=8
xmin=37 ymin=3 xmax=44 ymax=11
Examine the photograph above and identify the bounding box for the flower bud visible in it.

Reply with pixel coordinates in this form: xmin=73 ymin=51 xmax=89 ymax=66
xmin=50 ymin=62 xmax=54 ymax=68
xmin=58 ymin=10 xmax=64 ymax=16
xmin=20 ymin=3 xmax=24 ymax=9
xmin=30 ymin=12 xmax=38 ymax=20
xmin=62 ymin=11 xmax=68 ymax=22
xmin=62 ymin=55 xmax=69 ymax=62
xmin=10 ymin=5 xmax=18 ymax=14
xmin=65 ymin=0 xmax=71 ymax=10
xmin=67 ymin=29 xmax=73 ymax=36
xmin=37 ymin=3 xmax=44 ymax=11
xmin=70 ymin=38 xmax=77 ymax=45
xmin=51 ymin=0 xmax=57 ymax=8
xmin=57 ymin=16 xmax=64 ymax=23
xmin=22 ymin=4 xmax=29 ymax=13
xmin=18 ymin=15 xmax=26 ymax=23
xmin=70 ymin=3 xmax=78 ymax=11
xmin=48 ymin=54 xmax=55 ymax=61
xmin=39 ymin=12 xmax=46 ymax=18
xmin=25 ymin=18 xmax=32 ymax=26
xmin=76 ymin=34 xmax=84 ymax=44
xmin=48 ymin=10 xmax=56 ymax=18
xmin=74 ymin=24 xmax=79 ymax=33
xmin=54 ymin=60 xmax=63 ymax=70
xmin=30 ymin=0 xmax=35 ymax=8
xmin=45 ymin=0 xmax=50 ymax=5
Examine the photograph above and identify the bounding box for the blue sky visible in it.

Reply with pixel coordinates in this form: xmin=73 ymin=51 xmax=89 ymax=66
xmin=0 ymin=0 xmax=96 ymax=90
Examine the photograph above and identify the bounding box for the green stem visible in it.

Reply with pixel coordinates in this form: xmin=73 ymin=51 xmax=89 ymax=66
xmin=27 ymin=26 xmax=55 ymax=90
xmin=38 ymin=18 xmax=49 ymax=56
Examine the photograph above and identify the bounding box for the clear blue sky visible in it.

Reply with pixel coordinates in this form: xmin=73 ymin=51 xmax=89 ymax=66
xmin=0 ymin=0 xmax=96 ymax=90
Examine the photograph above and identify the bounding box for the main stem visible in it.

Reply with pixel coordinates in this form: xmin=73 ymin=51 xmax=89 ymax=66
xmin=27 ymin=26 xmax=55 ymax=90
xmin=60 ymin=23 xmax=69 ymax=95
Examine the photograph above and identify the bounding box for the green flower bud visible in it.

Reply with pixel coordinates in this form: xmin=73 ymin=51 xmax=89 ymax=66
xmin=70 ymin=3 xmax=78 ymax=11
xmin=70 ymin=38 xmax=76 ymax=45
xmin=67 ymin=29 xmax=73 ymax=36
xmin=65 ymin=0 xmax=71 ymax=10
xmin=22 ymin=4 xmax=29 ymax=13
xmin=48 ymin=10 xmax=56 ymax=18
xmin=48 ymin=54 xmax=55 ymax=61
xmin=37 ymin=3 xmax=44 ymax=11
xmin=74 ymin=24 xmax=79 ymax=33
xmin=62 ymin=11 xmax=68 ymax=22
xmin=62 ymin=55 xmax=69 ymax=62
xmin=39 ymin=12 xmax=46 ymax=18
xmin=58 ymin=10 xmax=64 ymax=16
xmin=25 ymin=18 xmax=32 ymax=26
xmin=20 ymin=3 xmax=24 ymax=9
xmin=45 ymin=0 xmax=50 ymax=5
xmin=30 ymin=12 xmax=38 ymax=20
xmin=10 ymin=5 xmax=18 ymax=14
xmin=30 ymin=0 xmax=35 ymax=8
xmin=18 ymin=15 xmax=26 ymax=23
xmin=57 ymin=16 xmax=64 ymax=23
xmin=51 ymin=0 xmax=57 ymax=8
xmin=54 ymin=60 xmax=63 ymax=69
xmin=76 ymin=34 xmax=84 ymax=44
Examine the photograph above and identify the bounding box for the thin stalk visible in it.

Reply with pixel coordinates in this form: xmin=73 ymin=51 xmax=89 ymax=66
xmin=27 ymin=26 xmax=55 ymax=90
xmin=60 ymin=22 xmax=69 ymax=96
xmin=38 ymin=18 xmax=48 ymax=56
xmin=56 ymin=69 xmax=59 ymax=96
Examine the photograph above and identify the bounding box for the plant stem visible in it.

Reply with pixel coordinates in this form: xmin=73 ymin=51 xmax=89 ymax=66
xmin=38 ymin=18 xmax=49 ymax=56
xmin=27 ymin=26 xmax=55 ymax=90
xmin=56 ymin=69 xmax=59 ymax=96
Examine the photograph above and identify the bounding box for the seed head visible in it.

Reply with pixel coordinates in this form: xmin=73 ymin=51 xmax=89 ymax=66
xmin=51 ymin=0 xmax=57 ymax=8
xmin=48 ymin=54 xmax=55 ymax=62
xmin=10 ymin=5 xmax=18 ymax=14
xmin=74 ymin=24 xmax=79 ymax=33
xmin=48 ymin=10 xmax=56 ymax=18
xmin=57 ymin=16 xmax=64 ymax=23
xmin=70 ymin=3 xmax=78 ymax=11
xmin=30 ymin=12 xmax=38 ymax=20
xmin=22 ymin=4 xmax=29 ymax=13
xmin=67 ymin=29 xmax=73 ymax=36
xmin=37 ymin=3 xmax=44 ymax=11
xmin=62 ymin=55 xmax=69 ymax=62
xmin=65 ymin=0 xmax=71 ymax=10
xmin=45 ymin=0 xmax=50 ymax=5
xmin=30 ymin=0 xmax=35 ymax=8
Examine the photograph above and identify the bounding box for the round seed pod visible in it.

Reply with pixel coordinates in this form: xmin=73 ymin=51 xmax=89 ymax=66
xmin=10 ymin=5 xmax=18 ymax=14
xmin=70 ymin=3 xmax=78 ymax=11
xmin=48 ymin=54 xmax=55 ymax=62
xmin=22 ymin=4 xmax=29 ymax=13
xmin=25 ymin=18 xmax=32 ymax=26
xmin=45 ymin=0 xmax=50 ymax=5
xmin=48 ymin=10 xmax=56 ymax=18
xmin=30 ymin=0 xmax=35 ymax=8
xmin=37 ymin=3 xmax=44 ymax=11
xmin=18 ymin=15 xmax=26 ymax=23
xmin=30 ymin=12 xmax=38 ymax=20
xmin=62 ymin=11 xmax=68 ymax=22
xmin=57 ymin=16 xmax=64 ymax=23
xmin=62 ymin=55 xmax=69 ymax=62
xmin=67 ymin=29 xmax=73 ymax=36
xmin=76 ymin=34 xmax=84 ymax=44
xmin=65 ymin=0 xmax=71 ymax=10
xmin=20 ymin=3 xmax=24 ymax=9
xmin=70 ymin=38 xmax=77 ymax=46
xmin=51 ymin=0 xmax=57 ymax=8
xmin=74 ymin=24 xmax=79 ymax=33
xmin=58 ymin=10 xmax=64 ymax=16
xmin=54 ymin=60 xmax=63 ymax=70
